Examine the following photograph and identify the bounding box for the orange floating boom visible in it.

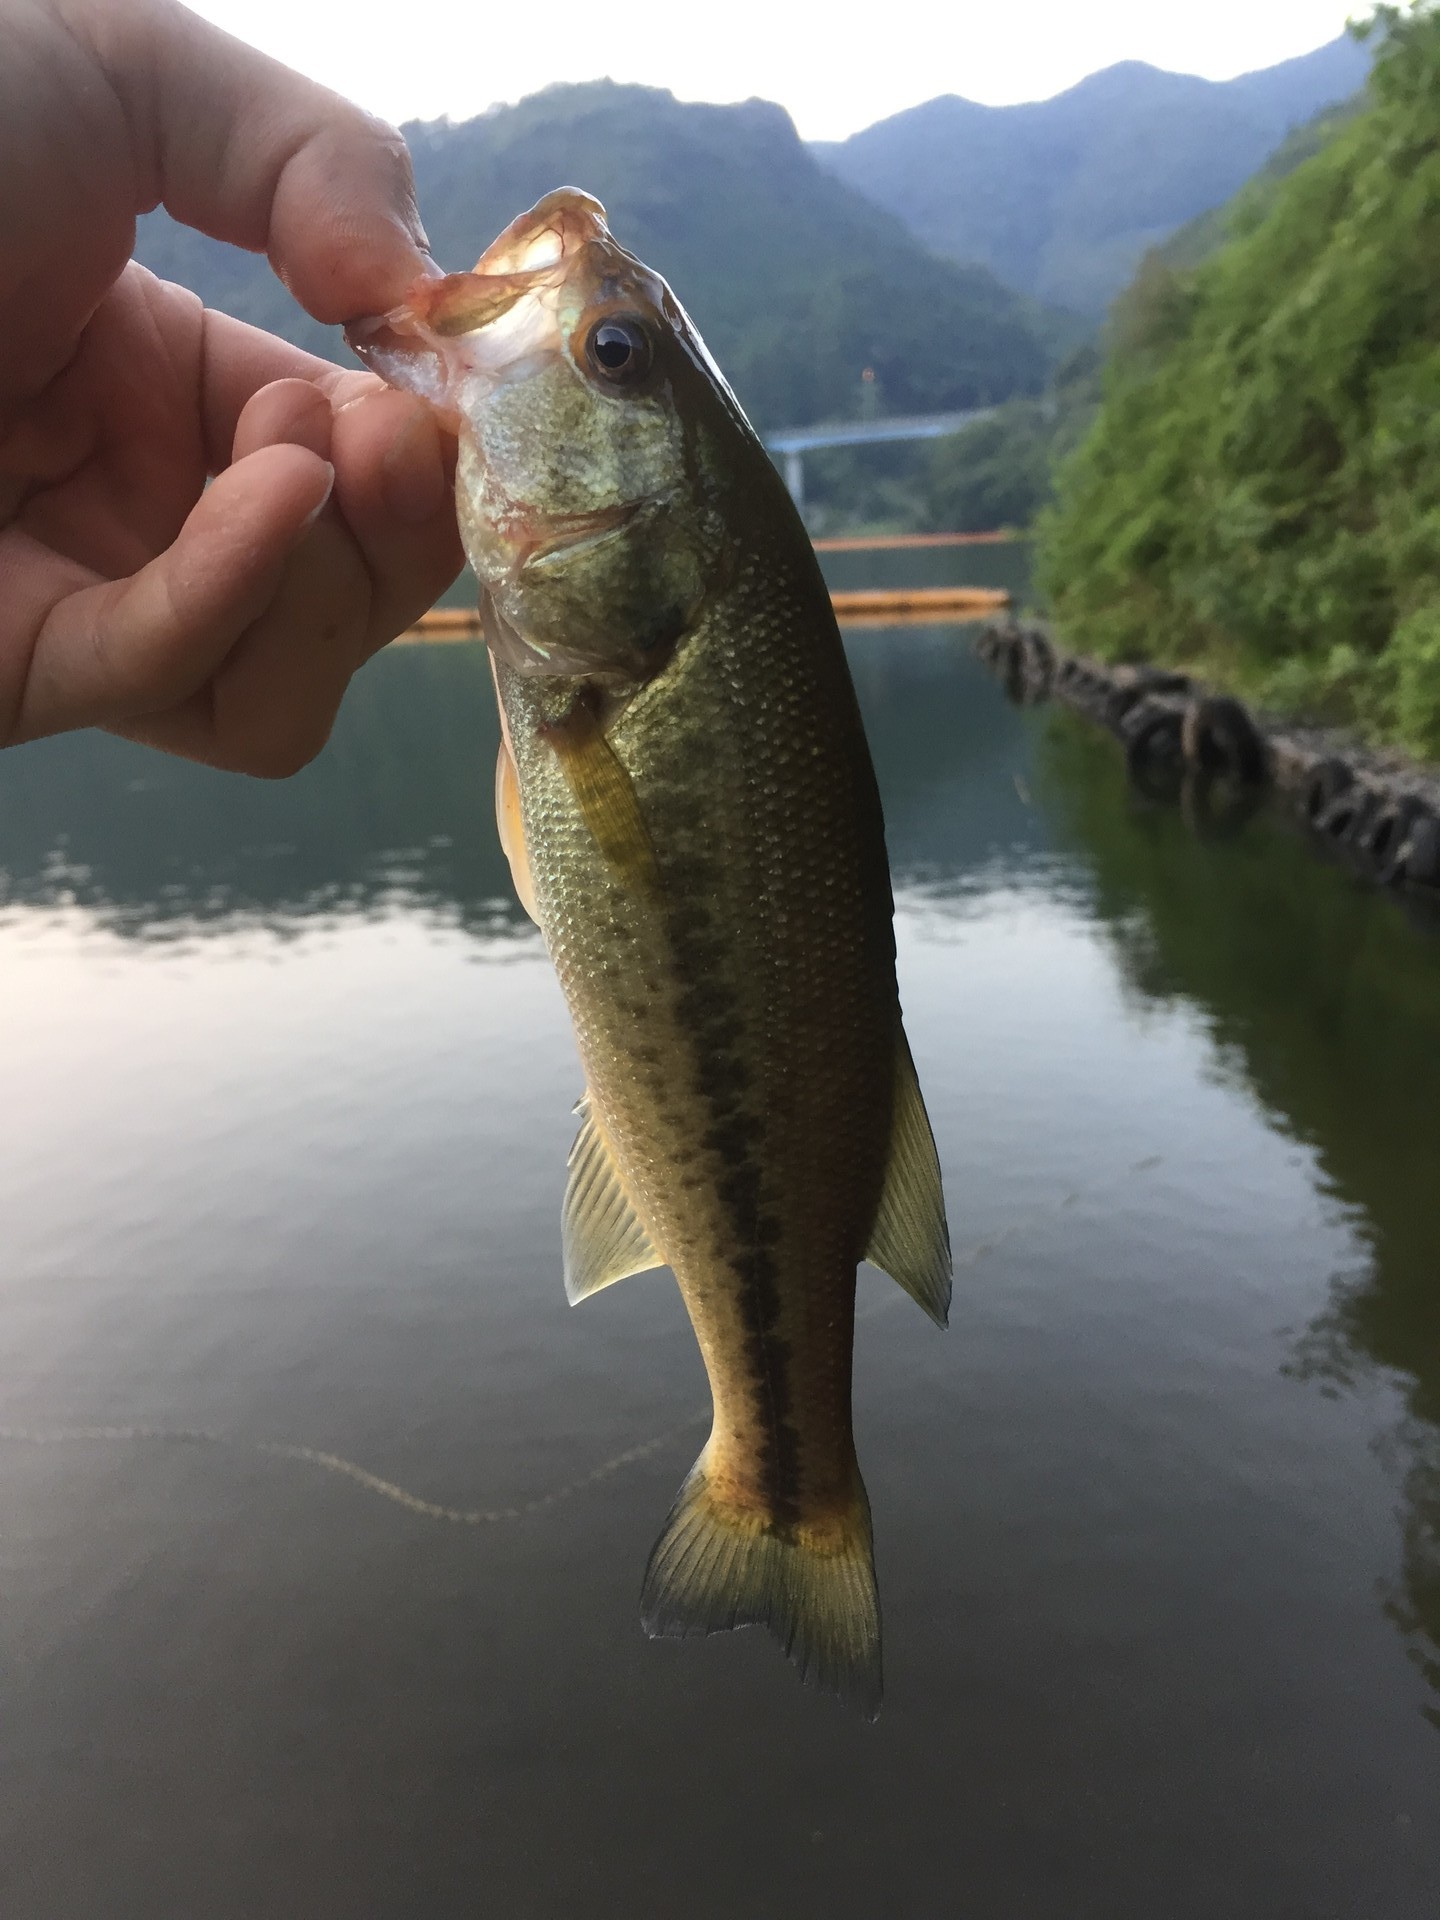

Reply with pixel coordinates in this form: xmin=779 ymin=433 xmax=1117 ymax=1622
xmin=408 ymin=607 xmax=483 ymax=635
xmin=812 ymin=531 xmax=1017 ymax=551
xmin=830 ymin=586 xmax=1011 ymax=618
xmin=401 ymin=584 xmax=1010 ymax=642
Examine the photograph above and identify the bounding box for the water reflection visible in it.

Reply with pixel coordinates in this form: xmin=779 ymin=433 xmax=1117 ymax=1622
xmin=0 ymin=631 xmax=1048 ymax=939
xmin=0 ymin=543 xmax=1033 ymax=942
xmin=5 ymin=602 xmax=1440 ymax=1910
xmin=16 ymin=627 xmax=1436 ymax=1710
xmin=1036 ymin=715 xmax=1440 ymax=1723
xmin=0 ymin=645 xmax=522 ymax=941
xmin=5 ymin=628 xmax=1439 ymax=1745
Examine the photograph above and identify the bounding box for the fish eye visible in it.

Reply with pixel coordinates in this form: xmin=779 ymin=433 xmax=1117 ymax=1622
xmin=585 ymin=315 xmax=653 ymax=386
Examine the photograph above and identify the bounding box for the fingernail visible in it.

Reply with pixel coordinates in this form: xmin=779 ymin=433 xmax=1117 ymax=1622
xmin=294 ymin=461 xmax=336 ymax=542
xmin=381 ymin=411 xmax=448 ymax=525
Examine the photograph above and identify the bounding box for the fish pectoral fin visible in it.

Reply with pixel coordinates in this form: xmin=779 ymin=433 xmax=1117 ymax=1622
xmin=542 ymin=702 xmax=660 ymax=897
xmin=494 ymin=737 xmax=539 ymax=924
xmin=864 ymin=1029 xmax=952 ymax=1328
xmin=562 ymin=1094 xmax=665 ymax=1304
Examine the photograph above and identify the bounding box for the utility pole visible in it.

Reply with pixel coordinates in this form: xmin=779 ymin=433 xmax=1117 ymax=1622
xmin=784 ymin=450 xmax=805 ymax=510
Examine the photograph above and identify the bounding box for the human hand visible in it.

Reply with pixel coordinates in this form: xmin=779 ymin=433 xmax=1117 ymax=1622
xmin=0 ymin=0 xmax=464 ymax=774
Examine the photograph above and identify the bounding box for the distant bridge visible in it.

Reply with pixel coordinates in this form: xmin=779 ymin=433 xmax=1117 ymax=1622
xmin=763 ymin=408 xmax=995 ymax=507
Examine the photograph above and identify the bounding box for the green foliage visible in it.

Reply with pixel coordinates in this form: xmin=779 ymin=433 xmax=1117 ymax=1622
xmin=923 ymin=401 xmax=1055 ymax=532
xmin=1038 ymin=5 xmax=1440 ymax=754
xmin=134 ymin=82 xmax=1049 ymax=433
xmin=919 ymin=343 xmax=1103 ymax=534
xmin=798 ymin=342 xmax=1104 ymax=536
xmin=798 ymin=440 xmax=934 ymax=537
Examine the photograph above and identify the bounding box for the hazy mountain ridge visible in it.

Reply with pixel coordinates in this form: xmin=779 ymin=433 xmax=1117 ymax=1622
xmin=812 ymin=34 xmax=1372 ymax=312
xmin=134 ymin=81 xmax=1052 ymax=431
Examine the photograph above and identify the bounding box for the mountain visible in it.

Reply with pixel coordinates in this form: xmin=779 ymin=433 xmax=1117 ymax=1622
xmin=133 ymin=81 xmax=1052 ymax=431
xmin=812 ymin=34 xmax=1372 ymax=314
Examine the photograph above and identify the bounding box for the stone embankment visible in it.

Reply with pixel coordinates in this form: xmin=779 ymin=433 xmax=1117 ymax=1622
xmin=975 ymin=619 xmax=1440 ymax=896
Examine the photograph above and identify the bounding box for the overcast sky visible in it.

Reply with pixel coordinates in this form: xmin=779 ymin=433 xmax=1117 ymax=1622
xmin=186 ymin=0 xmax=1363 ymax=141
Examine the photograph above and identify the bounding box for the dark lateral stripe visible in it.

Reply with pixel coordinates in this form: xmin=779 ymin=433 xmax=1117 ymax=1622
xmin=663 ymin=883 xmax=805 ymax=1527
xmin=717 ymin=1161 xmax=804 ymax=1527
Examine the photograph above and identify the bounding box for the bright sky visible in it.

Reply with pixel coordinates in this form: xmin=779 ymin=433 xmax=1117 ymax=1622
xmin=186 ymin=0 xmax=1363 ymax=142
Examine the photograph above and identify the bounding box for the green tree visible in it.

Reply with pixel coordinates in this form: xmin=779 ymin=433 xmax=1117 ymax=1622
xmin=1038 ymin=4 xmax=1440 ymax=754
xmin=924 ymin=401 xmax=1054 ymax=531
xmin=923 ymin=343 xmax=1102 ymax=533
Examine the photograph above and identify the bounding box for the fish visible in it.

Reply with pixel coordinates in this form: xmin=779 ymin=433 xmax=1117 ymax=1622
xmin=348 ymin=189 xmax=951 ymax=1716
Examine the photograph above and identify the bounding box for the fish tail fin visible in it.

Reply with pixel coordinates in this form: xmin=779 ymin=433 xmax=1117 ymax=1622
xmin=639 ymin=1448 xmax=882 ymax=1719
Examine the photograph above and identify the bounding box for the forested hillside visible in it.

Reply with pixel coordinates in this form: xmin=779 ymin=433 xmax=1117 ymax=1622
xmin=813 ymin=35 xmax=1369 ymax=314
xmin=1038 ymin=7 xmax=1440 ymax=754
xmin=134 ymin=81 xmax=1052 ymax=431
xmin=918 ymin=81 xmax=1365 ymax=537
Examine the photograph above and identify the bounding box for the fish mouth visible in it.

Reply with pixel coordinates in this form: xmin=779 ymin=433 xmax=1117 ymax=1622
xmin=474 ymin=188 xmax=611 ymax=278
xmin=517 ymin=499 xmax=646 ymax=573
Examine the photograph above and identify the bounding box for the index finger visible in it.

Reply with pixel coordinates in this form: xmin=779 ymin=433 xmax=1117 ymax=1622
xmin=193 ymin=302 xmax=377 ymax=471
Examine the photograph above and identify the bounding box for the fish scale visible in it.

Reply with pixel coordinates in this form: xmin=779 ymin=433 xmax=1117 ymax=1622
xmin=500 ymin=539 xmax=895 ymax=1522
xmin=349 ymin=186 xmax=951 ymax=1715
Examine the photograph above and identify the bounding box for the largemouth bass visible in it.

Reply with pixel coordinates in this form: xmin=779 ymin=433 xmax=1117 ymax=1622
xmin=350 ymin=190 xmax=950 ymax=1715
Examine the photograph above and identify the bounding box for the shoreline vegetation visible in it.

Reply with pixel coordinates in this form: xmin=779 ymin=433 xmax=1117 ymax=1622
xmin=1035 ymin=4 xmax=1440 ymax=760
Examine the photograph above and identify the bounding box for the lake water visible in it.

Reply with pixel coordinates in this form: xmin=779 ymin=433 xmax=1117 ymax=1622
xmin=1 ymin=543 xmax=1438 ymax=1917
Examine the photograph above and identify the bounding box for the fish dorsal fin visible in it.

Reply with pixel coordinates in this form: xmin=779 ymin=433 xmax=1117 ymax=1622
xmin=563 ymin=1094 xmax=665 ymax=1304
xmin=865 ymin=1031 xmax=952 ymax=1328
xmin=495 ymin=737 xmax=539 ymax=923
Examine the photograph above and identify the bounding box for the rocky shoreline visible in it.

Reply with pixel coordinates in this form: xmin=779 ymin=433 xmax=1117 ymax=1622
xmin=975 ymin=619 xmax=1440 ymax=898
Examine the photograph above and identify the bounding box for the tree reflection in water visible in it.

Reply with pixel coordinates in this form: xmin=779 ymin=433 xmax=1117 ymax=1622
xmin=5 ymin=625 xmax=1438 ymax=1729
xmin=1038 ymin=715 xmax=1440 ymax=1726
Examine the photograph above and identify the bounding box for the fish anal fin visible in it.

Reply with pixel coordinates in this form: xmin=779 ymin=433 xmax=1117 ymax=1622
xmin=640 ymin=1448 xmax=882 ymax=1720
xmin=865 ymin=1030 xmax=952 ymax=1328
xmin=495 ymin=737 xmax=539 ymax=923
xmin=563 ymin=1094 xmax=664 ymax=1304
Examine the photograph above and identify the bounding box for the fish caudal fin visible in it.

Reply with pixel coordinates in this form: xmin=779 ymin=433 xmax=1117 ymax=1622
xmin=640 ymin=1450 xmax=882 ymax=1719
xmin=865 ymin=1030 xmax=952 ymax=1328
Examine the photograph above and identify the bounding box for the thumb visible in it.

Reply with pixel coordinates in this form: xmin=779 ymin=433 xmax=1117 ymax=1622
xmin=14 ymin=443 xmax=333 ymax=742
xmin=130 ymin=0 xmax=434 ymax=321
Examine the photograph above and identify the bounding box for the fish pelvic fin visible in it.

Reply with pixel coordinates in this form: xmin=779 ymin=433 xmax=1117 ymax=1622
xmin=563 ymin=1093 xmax=665 ymax=1304
xmin=865 ymin=1028 xmax=952 ymax=1328
xmin=640 ymin=1448 xmax=883 ymax=1720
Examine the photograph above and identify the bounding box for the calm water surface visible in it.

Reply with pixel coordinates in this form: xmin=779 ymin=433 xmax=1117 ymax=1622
xmin=1 ymin=545 xmax=1438 ymax=1916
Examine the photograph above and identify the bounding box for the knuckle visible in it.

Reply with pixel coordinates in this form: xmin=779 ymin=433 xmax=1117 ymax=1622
xmin=362 ymin=113 xmax=415 ymax=175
